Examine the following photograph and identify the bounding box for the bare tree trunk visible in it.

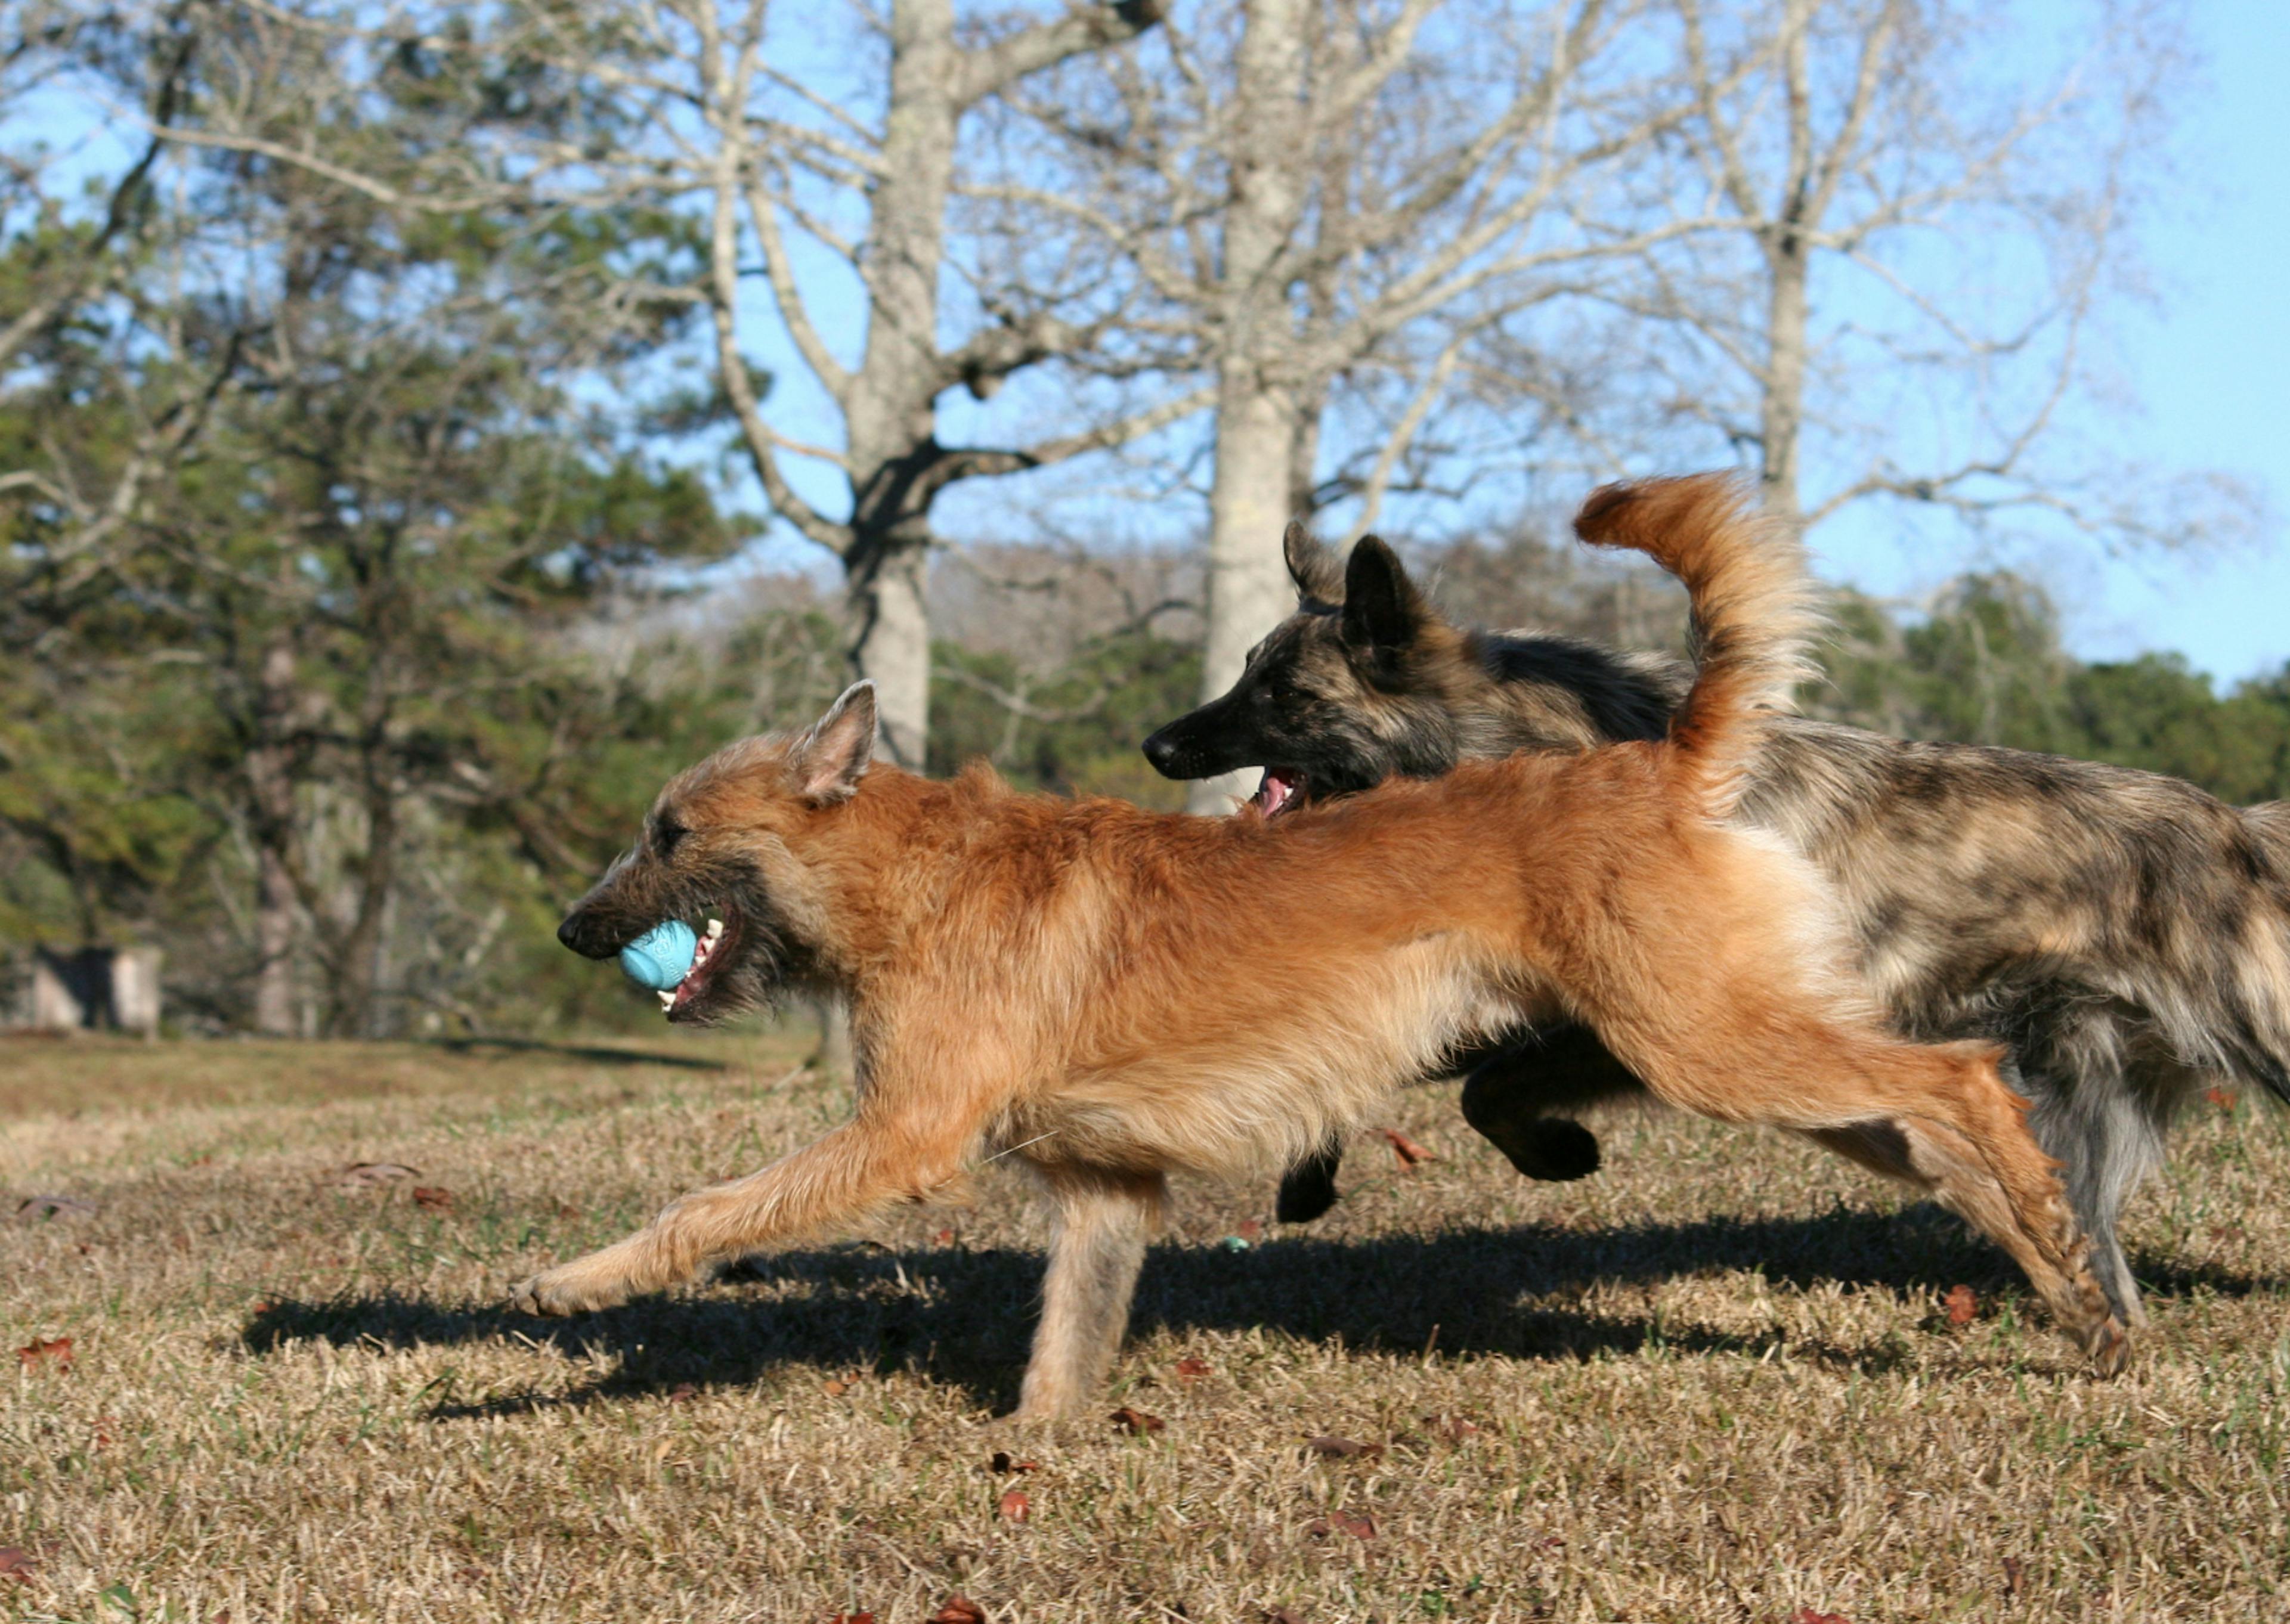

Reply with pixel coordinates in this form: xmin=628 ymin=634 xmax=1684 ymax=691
xmin=835 ymin=0 xmax=965 ymax=766
xmin=844 ymin=537 xmax=935 ymax=768
xmin=805 ymin=993 xmax=853 ymax=1076
xmin=247 ymin=638 xmax=299 ymax=1036
xmin=253 ymin=844 xmax=296 ymax=1036
xmin=327 ymin=776 xmax=395 ymax=1039
xmin=1758 ymin=227 xmax=1808 ymax=519
xmin=1189 ymin=0 xmax=1311 ymax=814
xmin=1755 ymin=0 xmax=1813 ymax=520
xmin=1194 ymin=384 xmax=1311 ymax=812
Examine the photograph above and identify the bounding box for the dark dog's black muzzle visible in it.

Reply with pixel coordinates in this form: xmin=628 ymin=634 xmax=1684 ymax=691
xmin=1140 ymin=726 xmax=1187 ymax=777
xmin=1141 ymin=697 xmax=1255 ymax=781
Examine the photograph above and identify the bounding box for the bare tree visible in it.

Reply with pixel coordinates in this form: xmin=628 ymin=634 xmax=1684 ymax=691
xmin=442 ymin=0 xmax=1196 ymax=767
xmin=1005 ymin=0 xmax=1701 ymax=807
xmin=1617 ymin=0 xmax=2237 ymax=541
xmin=127 ymin=1 xmax=1202 ymax=767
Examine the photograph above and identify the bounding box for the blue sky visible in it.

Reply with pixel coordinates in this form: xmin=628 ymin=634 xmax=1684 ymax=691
xmin=14 ymin=1 xmax=2285 ymax=679
xmin=1810 ymin=0 xmax=2289 ymax=680
xmin=732 ymin=0 xmax=2290 ymax=683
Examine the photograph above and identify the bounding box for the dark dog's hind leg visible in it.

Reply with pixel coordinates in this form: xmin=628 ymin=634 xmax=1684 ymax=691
xmin=1469 ymin=1110 xmax=1603 ymax=1183
xmin=1277 ymin=1141 xmax=1345 ymax=1223
xmin=1458 ymin=1026 xmax=1647 ymax=1183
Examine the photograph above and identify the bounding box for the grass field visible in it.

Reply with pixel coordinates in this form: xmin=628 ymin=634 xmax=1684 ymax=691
xmin=4 ymin=1028 xmax=2286 ymax=1623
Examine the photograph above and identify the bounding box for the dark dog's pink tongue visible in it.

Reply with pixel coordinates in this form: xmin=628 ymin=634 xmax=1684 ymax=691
xmin=1254 ymin=770 xmax=1299 ymax=817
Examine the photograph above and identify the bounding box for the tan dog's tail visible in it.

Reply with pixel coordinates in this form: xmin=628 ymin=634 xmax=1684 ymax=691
xmin=1573 ymin=474 xmax=1820 ymax=817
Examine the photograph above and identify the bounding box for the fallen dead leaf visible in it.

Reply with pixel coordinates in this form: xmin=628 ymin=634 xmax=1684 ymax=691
xmin=12 ymin=1194 xmax=96 ymax=1223
xmin=1379 ymin=1127 xmax=1438 ymax=1169
xmin=1173 ymin=1356 xmax=1211 ymax=1383
xmin=1109 ymin=1406 xmax=1165 ymax=1435
xmin=997 ymin=1488 xmax=1029 ymax=1523
xmin=17 ymin=1337 xmax=73 ymax=1372
xmin=987 ymin=1452 xmax=1039 ymax=1476
xmin=2003 ymin=1555 xmax=2025 ymax=1598
xmin=934 ymin=1227 xmax=956 ymax=1245
xmin=0 ymin=1546 xmax=33 ymax=1581
xmin=2207 ymin=1086 xmax=2235 ymax=1108
xmin=1944 ymin=1284 xmax=1978 ymax=1326
xmin=822 ymin=1379 xmax=852 ymax=1398
xmin=332 ymin=1162 xmax=419 ymax=1188
xmin=926 ymin=1598 xmax=986 ymax=1624
xmin=1792 ymin=1609 xmax=1850 ymax=1624
xmin=1305 ymin=1435 xmax=1383 ymax=1460
xmin=1236 ymin=1219 xmax=1264 ymax=1242
xmin=1304 ymin=1512 xmax=1377 ymax=1540
xmin=411 ymin=1186 xmax=454 ymax=1210
xmin=666 ymin=1383 xmax=700 ymax=1403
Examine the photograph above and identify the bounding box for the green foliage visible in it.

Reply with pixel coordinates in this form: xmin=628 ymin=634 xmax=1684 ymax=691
xmin=930 ymin=630 xmax=1201 ymax=808
xmin=1818 ymin=573 xmax=2290 ymax=805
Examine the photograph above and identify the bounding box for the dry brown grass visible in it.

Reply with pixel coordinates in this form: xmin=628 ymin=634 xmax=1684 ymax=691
xmin=4 ymin=1029 xmax=2286 ymax=1623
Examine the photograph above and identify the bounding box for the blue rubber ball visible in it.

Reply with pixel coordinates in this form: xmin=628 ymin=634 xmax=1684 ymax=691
xmin=620 ymin=919 xmax=698 ymax=990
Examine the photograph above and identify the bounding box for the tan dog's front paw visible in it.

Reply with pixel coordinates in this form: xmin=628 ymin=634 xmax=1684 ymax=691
xmin=507 ymin=1262 xmax=632 ymax=1316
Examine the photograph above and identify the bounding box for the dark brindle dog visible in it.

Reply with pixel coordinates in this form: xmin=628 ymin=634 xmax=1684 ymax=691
xmin=1142 ymin=517 xmax=2290 ymax=1325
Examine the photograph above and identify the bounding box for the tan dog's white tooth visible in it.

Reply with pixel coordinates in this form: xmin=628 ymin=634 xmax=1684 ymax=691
xmin=657 ymin=989 xmax=675 ymax=1010
xmin=706 ymin=918 xmax=723 ymax=940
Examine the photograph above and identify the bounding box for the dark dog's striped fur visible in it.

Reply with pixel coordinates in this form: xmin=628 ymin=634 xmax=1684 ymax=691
xmin=1141 ymin=503 xmax=2290 ymax=1325
xmin=519 ymin=478 xmax=2127 ymax=1418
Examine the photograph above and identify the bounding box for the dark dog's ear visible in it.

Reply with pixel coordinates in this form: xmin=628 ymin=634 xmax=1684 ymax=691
xmin=1339 ymin=535 xmax=1426 ymax=656
xmin=1283 ymin=520 xmax=1345 ymax=606
xmin=788 ymin=681 xmax=877 ymax=804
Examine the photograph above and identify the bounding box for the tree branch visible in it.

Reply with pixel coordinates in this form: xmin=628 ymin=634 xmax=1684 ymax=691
xmin=956 ymin=1 xmax=1166 ymax=109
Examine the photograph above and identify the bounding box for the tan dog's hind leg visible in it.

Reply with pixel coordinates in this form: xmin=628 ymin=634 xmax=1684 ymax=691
xmin=1806 ymin=1086 xmax=2126 ymax=1372
xmin=1014 ymin=1166 xmax=1167 ymax=1421
xmin=509 ymin=1118 xmax=968 ymax=1316
xmin=1610 ymin=996 xmax=2128 ymax=1372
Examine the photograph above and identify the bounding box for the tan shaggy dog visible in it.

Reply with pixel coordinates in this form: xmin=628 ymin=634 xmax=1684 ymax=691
xmin=520 ymin=475 xmax=2126 ymax=1418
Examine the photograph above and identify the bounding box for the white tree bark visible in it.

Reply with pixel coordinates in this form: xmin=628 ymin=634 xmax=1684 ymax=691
xmin=1189 ymin=0 xmax=1314 ymax=811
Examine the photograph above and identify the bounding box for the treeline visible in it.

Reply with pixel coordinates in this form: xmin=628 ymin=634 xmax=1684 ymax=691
xmin=10 ymin=517 xmax=2290 ymax=1037
xmin=0 ymin=1 xmax=2258 ymax=1037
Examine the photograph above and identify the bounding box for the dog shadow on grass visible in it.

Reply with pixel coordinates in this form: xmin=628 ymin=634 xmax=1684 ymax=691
xmin=241 ymin=1205 xmax=2279 ymax=1420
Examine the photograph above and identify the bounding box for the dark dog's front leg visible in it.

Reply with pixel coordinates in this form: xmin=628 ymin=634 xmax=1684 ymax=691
xmin=1276 ymin=1140 xmax=1345 ymax=1223
xmin=1271 ymin=1027 xmax=1644 ymax=1225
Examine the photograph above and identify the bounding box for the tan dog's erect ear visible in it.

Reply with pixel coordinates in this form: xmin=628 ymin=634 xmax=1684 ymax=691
xmin=1283 ymin=519 xmax=1346 ymax=606
xmin=789 ymin=681 xmax=877 ymax=804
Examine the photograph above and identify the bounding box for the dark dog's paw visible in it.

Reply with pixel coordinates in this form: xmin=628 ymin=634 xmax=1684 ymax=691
xmin=1493 ymin=1118 xmax=1602 ymax=1183
xmin=1275 ymin=1154 xmax=1341 ymax=1224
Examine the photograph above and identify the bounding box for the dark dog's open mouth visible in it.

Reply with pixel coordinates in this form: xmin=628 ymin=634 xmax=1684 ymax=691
xmin=1250 ymin=768 xmax=1308 ymax=819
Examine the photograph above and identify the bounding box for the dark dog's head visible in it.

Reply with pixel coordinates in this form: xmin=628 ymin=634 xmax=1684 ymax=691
xmin=1140 ymin=523 xmax=1456 ymax=815
xmin=1140 ymin=522 xmax=1684 ymax=817
xmin=556 ymin=683 xmax=878 ymax=1025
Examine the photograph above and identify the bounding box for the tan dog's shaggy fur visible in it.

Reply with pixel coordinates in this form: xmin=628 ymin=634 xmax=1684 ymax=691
xmin=521 ymin=476 xmax=2125 ymax=1417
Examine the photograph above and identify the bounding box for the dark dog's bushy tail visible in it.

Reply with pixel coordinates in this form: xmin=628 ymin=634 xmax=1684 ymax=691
xmin=1573 ymin=474 xmax=1819 ymax=817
